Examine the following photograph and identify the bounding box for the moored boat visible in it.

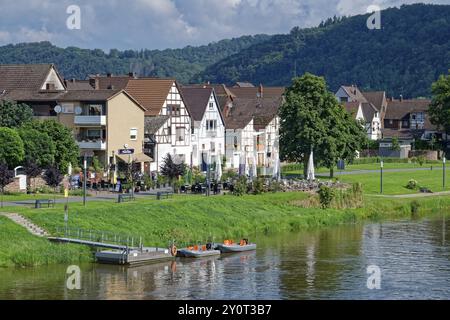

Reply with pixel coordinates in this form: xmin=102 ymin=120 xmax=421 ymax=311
xmin=215 ymin=239 xmax=257 ymax=253
xmin=177 ymin=244 xmax=221 ymax=258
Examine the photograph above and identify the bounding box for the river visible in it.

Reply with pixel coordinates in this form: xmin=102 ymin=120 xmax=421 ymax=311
xmin=0 ymin=214 xmax=449 ymax=300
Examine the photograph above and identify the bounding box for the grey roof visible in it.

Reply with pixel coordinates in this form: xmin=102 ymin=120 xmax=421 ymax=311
xmin=362 ymin=91 xmax=386 ymax=112
xmin=65 ymin=79 xmax=94 ymax=90
xmin=361 ymin=103 xmax=378 ymax=122
xmin=145 ymin=116 xmax=170 ymax=135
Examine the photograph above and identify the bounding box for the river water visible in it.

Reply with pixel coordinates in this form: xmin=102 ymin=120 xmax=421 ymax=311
xmin=0 ymin=215 xmax=449 ymax=300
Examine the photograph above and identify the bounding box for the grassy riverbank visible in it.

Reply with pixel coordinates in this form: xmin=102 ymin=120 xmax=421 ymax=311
xmin=1 ymin=192 xmax=449 ymax=268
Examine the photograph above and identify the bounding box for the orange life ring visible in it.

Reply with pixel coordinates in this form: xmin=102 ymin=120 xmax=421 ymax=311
xmin=170 ymin=245 xmax=177 ymax=256
xmin=194 ymin=245 xmax=199 ymax=251
xmin=240 ymin=240 xmax=246 ymax=246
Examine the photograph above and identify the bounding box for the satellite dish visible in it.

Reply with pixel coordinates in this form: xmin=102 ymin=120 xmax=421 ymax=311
xmin=124 ymin=144 xmax=129 ymax=149
xmin=75 ymin=106 xmax=82 ymax=115
xmin=54 ymin=105 xmax=62 ymax=114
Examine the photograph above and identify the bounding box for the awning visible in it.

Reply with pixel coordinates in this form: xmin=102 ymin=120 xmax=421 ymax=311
xmin=117 ymin=153 xmax=153 ymax=163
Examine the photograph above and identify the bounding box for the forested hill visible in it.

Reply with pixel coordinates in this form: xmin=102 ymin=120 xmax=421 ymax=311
xmin=198 ymin=4 xmax=450 ymax=98
xmin=0 ymin=34 xmax=271 ymax=83
xmin=0 ymin=4 xmax=449 ymax=98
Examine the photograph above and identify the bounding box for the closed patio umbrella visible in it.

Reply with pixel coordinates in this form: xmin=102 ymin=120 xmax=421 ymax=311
xmin=307 ymin=151 xmax=315 ymax=181
xmin=216 ymin=154 xmax=222 ymax=182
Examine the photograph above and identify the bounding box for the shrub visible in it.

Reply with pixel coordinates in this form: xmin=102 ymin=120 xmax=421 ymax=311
xmin=406 ymin=179 xmax=418 ymax=190
xmin=233 ymin=176 xmax=248 ymax=197
xmin=268 ymin=181 xmax=283 ymax=193
xmin=318 ymin=185 xmax=335 ymax=209
xmin=411 ymin=201 xmax=421 ymax=215
xmin=252 ymin=178 xmax=265 ymax=195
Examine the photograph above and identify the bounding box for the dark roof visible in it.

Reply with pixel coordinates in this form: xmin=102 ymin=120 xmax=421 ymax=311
xmin=362 ymin=91 xmax=386 ymax=112
xmin=93 ymin=75 xmax=133 ymax=90
xmin=0 ymin=64 xmax=57 ymax=92
xmin=1 ymin=90 xmax=66 ymax=102
xmin=343 ymin=101 xmax=361 ymax=116
xmin=179 ymin=87 xmax=213 ymax=121
xmin=60 ymin=90 xmax=123 ymax=101
xmin=361 ymin=103 xmax=378 ymax=122
xmin=382 ymin=129 xmax=414 ymax=139
xmin=341 ymin=85 xmax=368 ymax=103
xmin=253 ymin=97 xmax=283 ymax=130
xmin=145 ymin=116 xmax=170 ymax=135
xmin=385 ymin=99 xmax=431 ymax=119
xmin=64 ymin=79 xmax=94 ymax=90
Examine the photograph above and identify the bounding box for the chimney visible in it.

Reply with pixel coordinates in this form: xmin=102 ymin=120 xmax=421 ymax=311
xmin=258 ymin=84 xmax=264 ymax=98
xmin=89 ymin=78 xmax=100 ymax=90
xmin=400 ymin=94 xmax=403 ymax=102
xmin=107 ymin=73 xmax=112 ymax=78
xmin=108 ymin=85 xmax=115 ymax=90
xmin=128 ymin=72 xmax=135 ymax=78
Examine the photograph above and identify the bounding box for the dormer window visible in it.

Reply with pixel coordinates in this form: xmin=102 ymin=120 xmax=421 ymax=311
xmin=46 ymin=83 xmax=56 ymax=90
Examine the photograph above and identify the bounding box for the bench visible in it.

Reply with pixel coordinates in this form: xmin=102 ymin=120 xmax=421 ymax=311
xmin=118 ymin=194 xmax=135 ymax=203
xmin=35 ymin=199 xmax=55 ymax=209
xmin=156 ymin=191 xmax=174 ymax=200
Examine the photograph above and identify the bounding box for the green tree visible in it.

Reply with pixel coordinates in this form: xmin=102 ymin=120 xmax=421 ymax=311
xmin=24 ymin=120 xmax=79 ymax=173
xmin=43 ymin=166 xmax=64 ymax=203
xmin=0 ymin=127 xmax=24 ymax=168
xmin=17 ymin=127 xmax=56 ymax=168
xmin=160 ymin=154 xmax=186 ymax=192
xmin=0 ymin=101 xmax=33 ymax=128
xmin=429 ymin=73 xmax=450 ymax=135
xmin=391 ymin=137 xmax=401 ymax=152
xmin=279 ymin=73 xmax=366 ymax=178
xmin=0 ymin=163 xmax=14 ymax=208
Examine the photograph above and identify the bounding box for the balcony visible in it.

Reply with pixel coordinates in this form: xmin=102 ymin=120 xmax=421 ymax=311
xmin=77 ymin=140 xmax=107 ymax=150
xmin=74 ymin=116 xmax=107 ymax=126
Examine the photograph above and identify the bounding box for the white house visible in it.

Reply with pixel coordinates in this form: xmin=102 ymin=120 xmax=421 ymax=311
xmin=180 ymin=86 xmax=225 ymax=170
xmin=343 ymin=101 xmax=382 ymax=140
xmin=91 ymin=75 xmax=193 ymax=172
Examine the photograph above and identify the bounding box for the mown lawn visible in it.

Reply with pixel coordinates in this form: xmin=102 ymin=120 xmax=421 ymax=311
xmin=327 ymin=169 xmax=450 ymax=195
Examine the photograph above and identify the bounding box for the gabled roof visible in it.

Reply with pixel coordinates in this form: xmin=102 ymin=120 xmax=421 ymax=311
xmin=224 ymin=98 xmax=255 ymax=130
xmin=361 ymin=103 xmax=378 ymax=122
xmin=179 ymin=87 xmax=215 ymax=121
xmin=93 ymin=75 xmax=133 ymax=90
xmin=385 ymin=99 xmax=431 ymax=119
xmin=145 ymin=116 xmax=170 ymax=135
xmin=341 ymin=85 xmax=368 ymax=103
xmin=125 ymin=79 xmax=175 ymax=116
xmin=362 ymin=91 xmax=386 ymax=112
xmin=0 ymin=64 xmax=65 ymax=92
xmin=343 ymin=101 xmax=361 ymax=117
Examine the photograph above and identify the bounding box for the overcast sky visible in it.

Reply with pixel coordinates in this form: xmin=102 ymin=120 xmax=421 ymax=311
xmin=0 ymin=0 xmax=448 ymax=51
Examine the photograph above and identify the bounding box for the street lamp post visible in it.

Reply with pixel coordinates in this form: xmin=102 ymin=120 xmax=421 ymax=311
xmin=443 ymin=156 xmax=446 ymax=191
xmin=83 ymin=156 xmax=87 ymax=206
xmin=380 ymin=160 xmax=384 ymax=194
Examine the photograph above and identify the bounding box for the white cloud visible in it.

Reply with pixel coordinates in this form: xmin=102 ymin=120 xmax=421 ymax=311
xmin=0 ymin=0 xmax=448 ymax=50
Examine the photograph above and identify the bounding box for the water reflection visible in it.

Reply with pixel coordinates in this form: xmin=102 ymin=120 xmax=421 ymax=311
xmin=0 ymin=215 xmax=449 ymax=300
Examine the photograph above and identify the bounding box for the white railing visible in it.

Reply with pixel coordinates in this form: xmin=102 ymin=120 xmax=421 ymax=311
xmin=74 ymin=116 xmax=107 ymax=126
xmin=77 ymin=140 xmax=107 ymax=150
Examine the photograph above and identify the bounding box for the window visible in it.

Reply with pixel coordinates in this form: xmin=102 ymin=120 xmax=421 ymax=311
xmin=209 ymin=102 xmax=214 ymax=110
xmin=176 ymin=127 xmax=185 ymax=142
xmin=130 ymin=128 xmax=138 ymax=141
xmin=211 ymin=142 xmax=216 ymax=152
xmin=206 ymin=120 xmax=217 ymax=131
xmin=167 ymin=104 xmax=181 ymax=116
xmin=86 ymin=129 xmax=102 ymax=140
xmin=340 ymin=97 xmax=348 ymax=102
xmin=88 ymin=104 xmax=103 ymax=116
xmin=63 ymin=104 xmax=74 ymax=114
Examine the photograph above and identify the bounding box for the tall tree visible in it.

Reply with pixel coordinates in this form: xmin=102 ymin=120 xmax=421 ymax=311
xmin=18 ymin=127 xmax=56 ymax=168
xmin=0 ymin=127 xmax=24 ymax=168
xmin=429 ymin=73 xmax=450 ymax=136
xmin=0 ymin=101 xmax=33 ymax=128
xmin=24 ymin=120 xmax=79 ymax=173
xmin=0 ymin=163 xmax=14 ymax=208
xmin=279 ymin=73 xmax=366 ymax=178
